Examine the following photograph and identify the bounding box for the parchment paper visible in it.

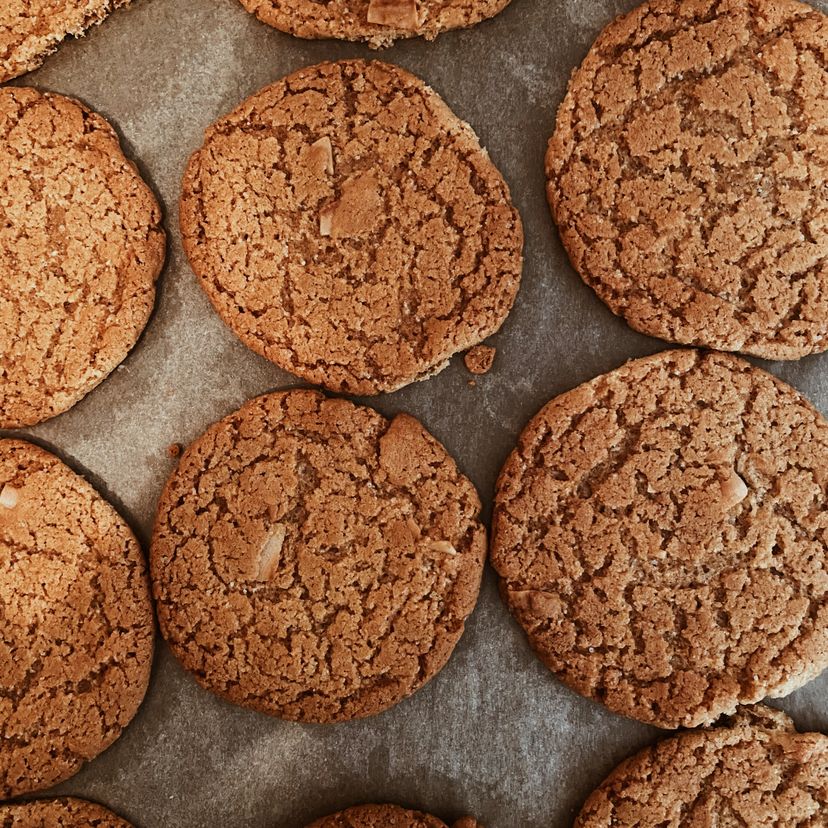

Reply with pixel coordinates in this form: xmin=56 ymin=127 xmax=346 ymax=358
xmin=4 ymin=0 xmax=827 ymax=825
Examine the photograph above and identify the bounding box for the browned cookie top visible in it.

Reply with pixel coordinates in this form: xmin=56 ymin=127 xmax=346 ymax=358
xmin=576 ymin=705 xmax=828 ymax=826
xmin=0 ymin=440 xmax=154 ymax=798
xmin=546 ymin=0 xmax=828 ymax=360
xmin=0 ymin=798 xmax=133 ymax=827
xmin=491 ymin=349 xmax=828 ymax=729
xmin=151 ymin=389 xmax=486 ymax=723
xmin=238 ymin=0 xmax=512 ymax=48
xmin=0 ymin=87 xmax=165 ymax=428
xmin=306 ymin=804 xmax=482 ymax=828
xmin=180 ymin=60 xmax=522 ymax=396
xmin=0 ymin=0 xmax=132 ymax=83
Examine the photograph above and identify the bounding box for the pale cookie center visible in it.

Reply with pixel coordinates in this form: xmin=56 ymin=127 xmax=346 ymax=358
xmin=257 ymin=523 xmax=286 ymax=581
xmin=366 ymin=0 xmax=422 ymax=29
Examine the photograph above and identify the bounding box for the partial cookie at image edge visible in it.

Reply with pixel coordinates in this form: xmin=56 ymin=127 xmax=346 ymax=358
xmin=0 ymin=86 xmax=165 ymax=428
xmin=0 ymin=438 xmax=155 ymax=798
xmin=238 ymin=0 xmax=514 ymax=48
xmin=0 ymin=797 xmax=134 ymax=827
xmin=575 ymin=704 xmax=828 ymax=826
xmin=305 ymin=803 xmax=483 ymax=827
xmin=545 ymin=0 xmax=828 ymax=359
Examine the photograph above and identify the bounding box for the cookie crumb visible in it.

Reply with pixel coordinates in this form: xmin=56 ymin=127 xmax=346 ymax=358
xmin=167 ymin=443 xmax=182 ymax=459
xmin=464 ymin=344 xmax=496 ymax=374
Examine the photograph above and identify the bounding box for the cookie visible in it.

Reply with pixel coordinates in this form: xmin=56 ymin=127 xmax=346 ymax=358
xmin=238 ymin=0 xmax=512 ymax=48
xmin=0 ymin=798 xmax=133 ymax=827
xmin=0 ymin=1 xmax=132 ymax=83
xmin=576 ymin=705 xmax=828 ymax=826
xmin=0 ymin=87 xmax=165 ymax=428
xmin=0 ymin=439 xmax=154 ymax=798
xmin=306 ymin=804 xmax=482 ymax=828
xmin=491 ymin=349 xmax=828 ymax=729
xmin=180 ymin=60 xmax=522 ymax=396
xmin=150 ymin=389 xmax=486 ymax=722
xmin=546 ymin=0 xmax=828 ymax=360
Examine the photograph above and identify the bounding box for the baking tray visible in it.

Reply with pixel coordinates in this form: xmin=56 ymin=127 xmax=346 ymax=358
xmin=4 ymin=0 xmax=828 ymax=825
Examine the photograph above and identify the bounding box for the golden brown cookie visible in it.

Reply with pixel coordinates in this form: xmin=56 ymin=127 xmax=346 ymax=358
xmin=576 ymin=705 xmax=828 ymax=826
xmin=0 ymin=440 xmax=154 ymax=798
xmin=491 ymin=349 xmax=828 ymax=729
xmin=238 ymin=0 xmax=512 ymax=48
xmin=180 ymin=60 xmax=522 ymax=396
xmin=0 ymin=1 xmax=132 ymax=83
xmin=306 ymin=804 xmax=482 ymax=828
xmin=0 ymin=798 xmax=133 ymax=827
xmin=0 ymin=87 xmax=165 ymax=428
xmin=546 ymin=0 xmax=828 ymax=360
xmin=150 ymin=389 xmax=486 ymax=722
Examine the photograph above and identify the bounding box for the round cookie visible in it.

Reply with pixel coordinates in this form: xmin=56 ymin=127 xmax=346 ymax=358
xmin=0 ymin=1 xmax=132 ymax=83
xmin=150 ymin=389 xmax=486 ymax=723
xmin=180 ymin=60 xmax=522 ymax=396
xmin=0 ymin=798 xmax=133 ymax=827
xmin=238 ymin=0 xmax=512 ymax=48
xmin=0 ymin=87 xmax=165 ymax=428
xmin=306 ymin=804 xmax=482 ymax=828
xmin=491 ymin=349 xmax=828 ymax=729
xmin=0 ymin=439 xmax=154 ymax=798
xmin=546 ymin=0 xmax=828 ymax=360
xmin=576 ymin=705 xmax=828 ymax=826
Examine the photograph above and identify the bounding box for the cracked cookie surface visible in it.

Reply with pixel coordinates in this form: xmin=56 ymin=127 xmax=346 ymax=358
xmin=0 ymin=798 xmax=133 ymax=827
xmin=0 ymin=440 xmax=154 ymax=798
xmin=150 ymin=389 xmax=486 ymax=722
xmin=307 ymin=804 xmax=482 ymax=828
xmin=576 ymin=705 xmax=828 ymax=826
xmin=180 ymin=60 xmax=522 ymax=396
xmin=0 ymin=0 xmax=132 ymax=83
xmin=0 ymin=87 xmax=165 ymax=428
xmin=546 ymin=0 xmax=828 ymax=359
xmin=491 ymin=349 xmax=828 ymax=728
xmin=238 ymin=0 xmax=512 ymax=48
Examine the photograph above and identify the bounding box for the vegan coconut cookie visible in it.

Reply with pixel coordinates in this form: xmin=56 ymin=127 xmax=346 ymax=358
xmin=306 ymin=804 xmax=482 ymax=828
xmin=0 ymin=87 xmax=165 ymax=428
xmin=546 ymin=0 xmax=828 ymax=359
xmin=180 ymin=59 xmax=522 ymax=395
xmin=0 ymin=0 xmax=133 ymax=82
xmin=491 ymin=349 xmax=828 ymax=729
xmin=0 ymin=440 xmax=154 ymax=798
xmin=151 ymin=389 xmax=486 ymax=722
xmin=0 ymin=798 xmax=134 ymax=827
xmin=576 ymin=705 xmax=828 ymax=826
xmin=237 ymin=0 xmax=513 ymax=48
